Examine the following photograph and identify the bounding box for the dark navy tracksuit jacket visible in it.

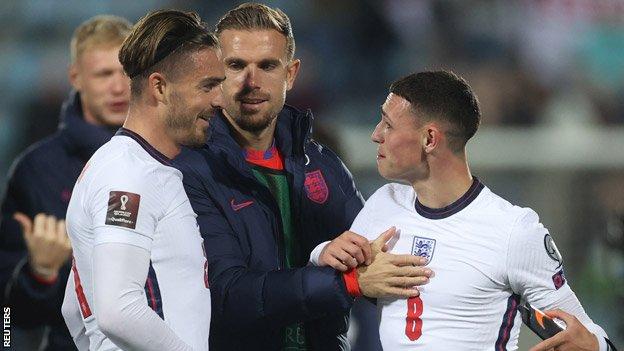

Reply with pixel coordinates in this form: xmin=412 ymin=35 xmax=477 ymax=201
xmin=0 ymin=91 xmax=114 ymax=351
xmin=174 ymin=106 xmax=365 ymax=350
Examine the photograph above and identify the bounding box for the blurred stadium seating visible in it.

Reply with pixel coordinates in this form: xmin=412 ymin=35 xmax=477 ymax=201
xmin=1 ymin=0 xmax=622 ymax=349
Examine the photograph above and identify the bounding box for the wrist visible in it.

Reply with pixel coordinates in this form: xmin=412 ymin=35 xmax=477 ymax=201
xmin=28 ymin=262 xmax=59 ymax=284
xmin=310 ymin=241 xmax=330 ymax=266
xmin=342 ymin=268 xmax=361 ymax=297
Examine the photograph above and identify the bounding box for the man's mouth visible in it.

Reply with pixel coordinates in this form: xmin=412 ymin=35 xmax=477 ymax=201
xmin=238 ymin=92 xmax=269 ymax=105
xmin=109 ymin=101 xmax=129 ymax=112
xmin=239 ymin=98 xmax=267 ymax=109
xmin=240 ymin=98 xmax=266 ymax=104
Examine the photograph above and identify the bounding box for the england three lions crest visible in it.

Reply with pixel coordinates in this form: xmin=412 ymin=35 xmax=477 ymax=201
xmin=411 ymin=236 xmax=436 ymax=264
xmin=304 ymin=170 xmax=329 ymax=204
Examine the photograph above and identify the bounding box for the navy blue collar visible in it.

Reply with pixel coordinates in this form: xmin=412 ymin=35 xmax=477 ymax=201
xmin=209 ymin=105 xmax=313 ymax=159
xmin=415 ymin=177 xmax=484 ymax=220
xmin=115 ymin=127 xmax=171 ymax=166
xmin=58 ymin=90 xmax=116 ymax=159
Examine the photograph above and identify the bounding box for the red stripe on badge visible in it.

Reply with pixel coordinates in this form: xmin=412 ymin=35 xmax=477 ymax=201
xmin=71 ymin=258 xmax=92 ymax=318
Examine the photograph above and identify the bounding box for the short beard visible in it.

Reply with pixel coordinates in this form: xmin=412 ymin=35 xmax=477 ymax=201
xmin=227 ymin=86 xmax=280 ymax=133
xmin=166 ymin=116 xmax=207 ymax=148
xmin=231 ymin=110 xmax=276 ymax=133
xmin=181 ymin=130 xmax=207 ymax=148
xmin=165 ymin=93 xmax=207 ymax=147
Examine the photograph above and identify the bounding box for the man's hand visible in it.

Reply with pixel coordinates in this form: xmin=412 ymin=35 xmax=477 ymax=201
xmin=529 ymin=309 xmax=599 ymax=351
xmin=319 ymin=230 xmax=372 ymax=272
xmin=357 ymin=227 xmax=434 ymax=298
xmin=14 ymin=212 xmax=72 ymax=280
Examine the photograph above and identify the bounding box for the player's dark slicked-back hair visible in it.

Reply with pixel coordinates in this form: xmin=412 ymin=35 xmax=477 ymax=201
xmin=118 ymin=9 xmax=218 ymax=97
xmin=390 ymin=71 xmax=481 ymax=153
xmin=215 ymin=2 xmax=295 ymax=61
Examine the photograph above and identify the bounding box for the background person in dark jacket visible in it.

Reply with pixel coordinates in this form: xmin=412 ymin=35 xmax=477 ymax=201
xmin=0 ymin=15 xmax=132 ymax=350
xmin=174 ymin=3 xmax=432 ymax=350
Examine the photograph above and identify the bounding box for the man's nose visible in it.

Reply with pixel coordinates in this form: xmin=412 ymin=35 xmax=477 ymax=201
xmin=112 ymin=72 xmax=129 ymax=95
xmin=371 ymin=122 xmax=384 ymax=144
xmin=243 ymin=66 xmax=259 ymax=89
xmin=211 ymin=86 xmax=225 ymax=109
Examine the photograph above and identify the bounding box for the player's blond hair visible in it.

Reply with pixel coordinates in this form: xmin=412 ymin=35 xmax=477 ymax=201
xmin=216 ymin=2 xmax=295 ymax=61
xmin=70 ymin=15 xmax=132 ymax=64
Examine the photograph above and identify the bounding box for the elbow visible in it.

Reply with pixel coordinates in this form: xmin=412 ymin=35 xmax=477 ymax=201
xmin=96 ymin=304 xmax=126 ymax=340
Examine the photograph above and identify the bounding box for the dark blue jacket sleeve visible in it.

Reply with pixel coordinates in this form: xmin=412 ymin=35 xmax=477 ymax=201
xmin=0 ymin=158 xmax=64 ymax=327
xmin=1 ymin=159 xmax=31 ymax=250
xmin=182 ymin=166 xmax=354 ymax=331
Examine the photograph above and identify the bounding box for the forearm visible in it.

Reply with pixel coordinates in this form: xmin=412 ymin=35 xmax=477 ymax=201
xmin=212 ymin=265 xmax=352 ymax=330
xmin=535 ymin=289 xmax=611 ymax=351
xmin=556 ymin=294 xmax=610 ymax=351
xmin=93 ymin=243 xmax=192 ymax=351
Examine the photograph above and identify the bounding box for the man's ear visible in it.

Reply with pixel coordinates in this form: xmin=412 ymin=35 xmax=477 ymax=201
xmin=148 ymin=72 xmax=167 ymax=103
xmin=285 ymin=58 xmax=301 ymax=91
xmin=423 ymin=123 xmax=443 ymax=153
xmin=68 ymin=63 xmax=81 ymax=91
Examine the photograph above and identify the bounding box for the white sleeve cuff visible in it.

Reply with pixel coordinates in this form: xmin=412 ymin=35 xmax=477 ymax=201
xmin=94 ymin=226 xmax=152 ymax=251
xmin=308 ymin=241 xmax=331 ymax=266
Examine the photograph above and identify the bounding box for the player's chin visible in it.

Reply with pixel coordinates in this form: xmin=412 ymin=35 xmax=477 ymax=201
xmin=377 ymin=165 xmax=392 ymax=180
xmin=181 ymin=128 xmax=208 ymax=147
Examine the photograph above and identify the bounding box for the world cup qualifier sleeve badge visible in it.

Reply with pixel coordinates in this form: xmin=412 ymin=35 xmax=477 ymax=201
xmin=411 ymin=236 xmax=436 ymax=264
xmin=304 ymin=170 xmax=329 ymax=204
xmin=106 ymin=191 xmax=141 ymax=229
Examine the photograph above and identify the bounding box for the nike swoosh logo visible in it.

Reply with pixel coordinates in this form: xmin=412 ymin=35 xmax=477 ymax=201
xmin=230 ymin=198 xmax=254 ymax=211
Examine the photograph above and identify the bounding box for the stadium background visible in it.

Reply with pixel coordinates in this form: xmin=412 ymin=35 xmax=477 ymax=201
xmin=0 ymin=0 xmax=622 ymax=349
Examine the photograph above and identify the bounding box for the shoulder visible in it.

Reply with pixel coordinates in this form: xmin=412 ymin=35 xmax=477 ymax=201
xmin=509 ymin=207 xmax=546 ymax=244
xmin=7 ymin=133 xmax=65 ymax=178
xmin=172 ymin=146 xmax=219 ymax=194
xmin=172 ymin=146 xmax=210 ymax=178
xmin=84 ymin=138 xmax=179 ymax=193
xmin=305 ymin=136 xmax=339 ymax=162
xmin=478 ymin=187 xmax=546 ymax=244
xmin=471 ymin=186 xmax=537 ymax=222
xmin=305 ymin=141 xmax=353 ymax=179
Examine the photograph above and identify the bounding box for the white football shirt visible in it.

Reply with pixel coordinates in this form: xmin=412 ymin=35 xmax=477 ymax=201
xmin=348 ymin=178 xmax=608 ymax=350
xmin=64 ymin=128 xmax=210 ymax=350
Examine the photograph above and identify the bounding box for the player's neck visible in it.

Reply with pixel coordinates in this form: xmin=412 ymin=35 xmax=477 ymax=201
xmin=123 ymin=103 xmax=180 ymax=160
xmin=412 ymin=156 xmax=473 ymax=209
xmin=223 ymin=111 xmax=277 ymax=151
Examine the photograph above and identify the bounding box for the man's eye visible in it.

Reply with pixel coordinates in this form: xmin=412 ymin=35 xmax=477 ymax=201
xmin=260 ymin=63 xmax=277 ymax=71
xmin=95 ymin=71 xmax=113 ymax=77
